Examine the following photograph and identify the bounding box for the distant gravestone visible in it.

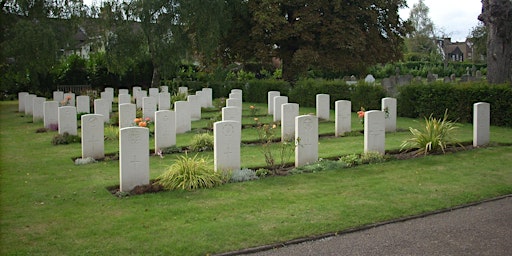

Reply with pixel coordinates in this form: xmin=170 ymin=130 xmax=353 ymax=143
xmin=202 ymin=88 xmax=213 ymax=108
xmin=268 ymin=91 xmax=281 ymax=115
xmin=53 ymin=91 xmax=64 ymax=103
xmin=187 ymin=95 xmax=201 ymax=121
xmin=149 ymin=88 xmax=159 ymax=108
xmin=18 ymin=92 xmax=28 ymax=112
xmin=32 ymin=97 xmax=46 ymax=122
xmin=43 ymin=101 xmax=59 ymax=129
xmin=427 ymin=73 xmax=436 ymax=83
xmin=231 ymin=89 xmax=243 ymax=96
xmin=316 ymin=94 xmax=330 ymax=121
xmin=214 ymin=120 xmax=241 ymax=172
xmin=155 ymin=110 xmax=176 ymax=152
xmin=178 ymin=87 xmax=188 ymax=96
xmin=81 ymin=114 xmax=104 ymax=160
xmin=58 ymin=106 xmax=77 ymax=135
xmin=136 ymin=90 xmax=147 ymax=109
xmin=450 ymin=74 xmax=456 ymax=81
xmin=94 ymin=99 xmax=110 ymax=123
xmin=76 ymin=95 xmax=90 ymax=114
xmin=119 ymin=127 xmax=150 ymax=192
xmin=119 ymin=103 xmax=136 ymax=129
xmin=335 ymin=100 xmax=352 ymax=137
xmin=295 ymin=115 xmax=318 ymax=167
xmin=24 ymin=94 xmax=36 ymax=115
xmin=174 ymin=101 xmax=191 ymax=134
xmin=160 ymin=86 xmax=169 ymax=93
xmin=142 ymin=97 xmax=157 ymax=121
xmin=196 ymin=91 xmax=207 ymax=108
xmin=226 ymin=98 xmax=242 ymax=109
xmin=118 ymin=94 xmax=131 ymax=105
xmin=443 ymin=76 xmax=451 ymax=83
xmin=281 ymin=103 xmax=299 ymax=142
xmin=397 ymin=75 xmax=413 ymax=86
xmin=158 ymin=92 xmax=171 ymax=111
xmin=475 ymin=70 xmax=482 ymax=80
xmin=222 ymin=106 xmax=242 ymax=123
xmin=104 ymin=87 xmax=114 ymax=100
xmin=364 ymin=110 xmax=385 ymax=154
xmin=382 ymin=97 xmax=397 ymax=132
xmin=273 ymin=96 xmax=288 ymax=122
xmin=100 ymin=91 xmax=112 ymax=112
xmin=118 ymin=89 xmax=129 ymax=95
xmin=132 ymin=87 xmax=142 ymax=106
xmin=63 ymin=93 xmax=75 ymax=106
xmin=364 ymin=74 xmax=376 ymax=84
xmin=473 ymin=102 xmax=490 ymax=147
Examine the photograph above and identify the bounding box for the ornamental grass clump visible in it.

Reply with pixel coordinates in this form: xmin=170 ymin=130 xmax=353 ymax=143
xmin=156 ymin=154 xmax=223 ymax=191
xmin=189 ymin=133 xmax=214 ymax=152
xmin=400 ymin=110 xmax=463 ymax=155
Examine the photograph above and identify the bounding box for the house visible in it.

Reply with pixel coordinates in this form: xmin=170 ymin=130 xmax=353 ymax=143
xmin=438 ymin=38 xmax=473 ymax=62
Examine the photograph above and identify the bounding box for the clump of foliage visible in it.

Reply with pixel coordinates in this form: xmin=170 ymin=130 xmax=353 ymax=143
xmin=171 ymin=92 xmax=188 ymax=106
xmin=51 ymin=132 xmax=80 ymax=145
xmin=104 ymin=125 xmax=119 ymax=140
xmin=290 ymin=159 xmax=346 ymax=174
xmin=74 ymin=157 xmax=97 ymax=165
xmin=160 ymin=146 xmax=183 ymax=154
xmin=36 ymin=127 xmax=48 ymax=133
xmin=339 ymin=152 xmax=388 ymax=167
xmin=189 ymin=133 xmax=214 ymax=152
xmin=254 ymin=118 xmax=294 ymax=170
xmin=157 ymin=154 xmax=223 ymax=191
xmin=207 ymin=112 xmax=222 ymax=129
xmin=229 ymin=168 xmax=259 ymax=183
xmin=400 ymin=110 xmax=462 ymax=155
xmin=255 ymin=168 xmax=271 ymax=177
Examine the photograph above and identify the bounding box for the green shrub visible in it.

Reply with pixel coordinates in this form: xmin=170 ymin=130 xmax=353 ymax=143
xmin=104 ymin=125 xmax=119 ymax=140
xmin=160 ymin=146 xmax=183 ymax=154
xmin=359 ymin=151 xmax=388 ymax=164
xmin=229 ymin=168 xmax=259 ymax=183
xmin=171 ymin=92 xmax=188 ymax=106
xmin=51 ymin=132 xmax=80 ymax=145
xmin=156 ymin=154 xmax=223 ymax=191
xmin=189 ymin=133 xmax=214 ymax=152
xmin=290 ymin=159 xmax=346 ymax=174
xmin=244 ymin=79 xmax=291 ymax=103
xmin=255 ymin=168 xmax=271 ymax=177
xmin=339 ymin=154 xmax=360 ymax=167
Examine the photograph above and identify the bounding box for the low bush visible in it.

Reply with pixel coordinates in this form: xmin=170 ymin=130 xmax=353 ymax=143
xmin=189 ymin=133 xmax=214 ymax=152
xmin=229 ymin=168 xmax=259 ymax=183
xmin=51 ymin=132 xmax=80 ymax=145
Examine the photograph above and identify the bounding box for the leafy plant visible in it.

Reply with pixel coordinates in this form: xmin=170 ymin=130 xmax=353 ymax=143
xmin=229 ymin=168 xmax=259 ymax=183
xmin=171 ymin=92 xmax=188 ymax=106
xmin=51 ymin=132 xmax=80 ymax=145
xmin=254 ymin=118 xmax=294 ymax=170
xmin=104 ymin=125 xmax=119 ymax=141
xmin=290 ymin=159 xmax=346 ymax=174
xmin=255 ymin=168 xmax=270 ymax=177
xmin=359 ymin=151 xmax=388 ymax=164
xmin=156 ymin=154 xmax=223 ymax=191
xmin=189 ymin=133 xmax=214 ymax=152
xmin=339 ymin=154 xmax=360 ymax=167
xmin=160 ymin=146 xmax=183 ymax=154
xmin=74 ymin=157 xmax=97 ymax=165
xmin=400 ymin=110 xmax=463 ymax=155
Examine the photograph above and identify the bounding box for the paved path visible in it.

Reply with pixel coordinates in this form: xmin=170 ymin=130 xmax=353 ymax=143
xmin=232 ymin=196 xmax=512 ymax=256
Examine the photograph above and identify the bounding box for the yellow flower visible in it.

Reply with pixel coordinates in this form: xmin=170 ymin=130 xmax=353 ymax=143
xmin=254 ymin=117 xmax=259 ymax=122
xmin=250 ymin=105 xmax=255 ymax=109
xmin=272 ymin=124 xmax=277 ymax=129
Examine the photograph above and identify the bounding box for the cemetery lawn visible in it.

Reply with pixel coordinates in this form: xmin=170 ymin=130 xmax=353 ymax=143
xmin=1 ymin=100 xmax=511 ymax=255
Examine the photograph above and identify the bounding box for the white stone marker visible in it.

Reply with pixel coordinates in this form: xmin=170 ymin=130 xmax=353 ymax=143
xmin=196 ymin=91 xmax=207 ymax=108
xmin=132 ymin=86 xmax=142 ymax=103
xmin=149 ymin=88 xmax=159 ymax=108
xmin=32 ymin=97 xmax=46 ymax=122
xmin=268 ymin=91 xmax=280 ymax=115
xmin=53 ymin=91 xmax=64 ymax=102
xmin=214 ymin=120 xmax=241 ymax=172
xmin=142 ymin=97 xmax=157 ymax=121
xmin=231 ymin=89 xmax=243 ymax=95
xmin=76 ymin=95 xmax=90 ymax=114
xmin=81 ymin=114 xmax=104 ymax=160
xmin=18 ymin=92 xmax=28 ymax=112
xmin=226 ymin=98 xmax=242 ymax=109
xmin=63 ymin=93 xmax=75 ymax=106
xmin=155 ymin=110 xmax=176 ymax=152
xmin=295 ymin=115 xmax=318 ymax=167
xmin=316 ymin=94 xmax=330 ymax=121
xmin=25 ymin=94 xmax=36 ymax=115
xmin=136 ymin=90 xmax=147 ymax=109
xmin=58 ymin=106 xmax=77 ymax=135
xmin=43 ymin=101 xmax=59 ymax=129
xmin=222 ymin=106 xmax=242 ymax=123
xmin=365 ymin=74 xmax=376 ymax=84
xmin=160 ymin=86 xmax=169 ymax=93
xmin=104 ymin=87 xmax=114 ymax=100
xmin=158 ymin=92 xmax=171 ymax=110
xmin=473 ymin=102 xmax=490 ymax=147
xmin=119 ymin=103 xmax=136 ymax=129
xmin=119 ymin=127 xmax=149 ymax=192
xmin=335 ymin=100 xmax=352 ymax=137
xmin=174 ymin=101 xmax=191 ymax=134
xmin=119 ymin=89 xmax=129 ymax=95
xmin=364 ymin=110 xmax=385 ymax=155
xmin=281 ymin=103 xmax=299 ymax=142
xmin=100 ymin=91 xmax=113 ymax=112
xmin=273 ymin=96 xmax=288 ymax=122
xmin=94 ymin=99 xmax=110 ymax=123
xmin=381 ymin=97 xmax=397 ymax=132
xmin=229 ymin=92 xmax=243 ymax=101
xmin=178 ymin=86 xmax=188 ymax=96
xmin=187 ymin=95 xmax=201 ymax=120
xmin=202 ymin=88 xmax=213 ymax=108
xmin=118 ymin=94 xmax=131 ymax=105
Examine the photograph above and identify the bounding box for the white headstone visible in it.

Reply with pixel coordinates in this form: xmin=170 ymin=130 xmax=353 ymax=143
xmin=155 ymin=110 xmax=176 ymax=152
xmin=104 ymin=87 xmax=114 ymax=100
xmin=76 ymin=95 xmax=90 ymax=114
xmin=160 ymin=86 xmax=169 ymax=93
xmin=24 ymin=94 xmax=36 ymax=115
xmin=119 ymin=127 xmax=150 ymax=192
xmin=364 ymin=110 xmax=385 ymax=154
xmin=473 ymin=102 xmax=490 ymax=147
xmin=94 ymin=99 xmax=110 ymax=123
xmin=187 ymin=95 xmax=201 ymax=120
xmin=222 ymin=106 xmax=242 ymax=123
xmin=132 ymin=86 xmax=142 ymax=97
xmin=231 ymin=89 xmax=243 ymax=95
xmin=158 ymin=92 xmax=171 ymax=110
xmin=119 ymin=103 xmax=136 ymax=129
xmin=273 ymin=96 xmax=288 ymax=122
xmin=316 ymin=94 xmax=330 ymax=121
xmin=226 ymin=98 xmax=242 ymax=109
xmin=43 ymin=101 xmax=59 ymax=129
xmin=295 ymin=115 xmax=318 ymax=167
xmin=100 ymin=91 xmax=112 ymax=112
xmin=32 ymin=97 xmax=46 ymax=122
xmin=63 ymin=93 xmax=75 ymax=106
xmin=281 ymin=103 xmax=299 ymax=142
xmin=178 ymin=87 xmax=188 ymax=96
xmin=365 ymin=74 xmax=376 ymax=84
xmin=149 ymin=88 xmax=159 ymax=108
xmin=136 ymin=90 xmax=147 ymax=109
xmin=174 ymin=101 xmax=191 ymax=134
xmin=118 ymin=94 xmax=131 ymax=105
xmin=202 ymin=88 xmax=213 ymax=108
xmin=81 ymin=114 xmax=104 ymax=160
xmin=142 ymin=97 xmax=157 ymax=121
xmin=268 ymin=91 xmax=280 ymax=115
xmin=18 ymin=92 xmax=28 ymax=112
xmin=229 ymin=92 xmax=243 ymax=101
xmin=381 ymin=97 xmax=397 ymax=132
xmin=119 ymin=89 xmax=129 ymax=95
xmin=58 ymin=106 xmax=77 ymax=135
xmin=196 ymin=91 xmax=207 ymax=108
xmin=214 ymin=120 xmax=241 ymax=172
xmin=53 ymin=91 xmax=64 ymax=102
xmin=335 ymin=100 xmax=352 ymax=136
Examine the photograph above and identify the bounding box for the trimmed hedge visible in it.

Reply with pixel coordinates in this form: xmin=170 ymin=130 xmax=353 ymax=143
xmin=397 ymin=82 xmax=512 ymax=127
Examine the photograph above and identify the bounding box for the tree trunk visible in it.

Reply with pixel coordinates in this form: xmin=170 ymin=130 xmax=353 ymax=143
xmin=478 ymin=0 xmax=512 ymax=84
xmin=151 ymin=65 xmax=160 ymax=88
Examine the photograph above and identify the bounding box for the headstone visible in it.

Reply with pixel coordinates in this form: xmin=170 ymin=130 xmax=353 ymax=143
xmin=475 ymin=70 xmax=482 ymax=80
xmin=118 ymin=94 xmax=131 ymax=105
xmin=119 ymin=89 xmax=129 ymax=95
xmin=450 ymin=74 xmax=456 ymax=81
xmin=160 ymin=86 xmax=169 ymax=93
xmin=473 ymin=102 xmax=490 ymax=147
xmin=174 ymin=101 xmax=191 ymax=134
xmin=158 ymin=92 xmax=171 ymax=110
xmin=397 ymin=75 xmax=413 ymax=86
xmin=100 ymin=91 xmax=112 ymax=112
xmin=316 ymin=94 xmax=330 ymax=121
xmin=364 ymin=110 xmax=385 ymax=154
xmin=43 ymin=101 xmax=59 ymax=129
xmin=226 ymin=98 xmax=242 ymax=109
xmin=222 ymin=106 xmax=242 ymax=123
xmin=155 ymin=110 xmax=176 ymax=152
xmin=119 ymin=103 xmax=136 ymax=129
xmin=381 ymin=97 xmax=397 ymax=132
xmin=364 ymin=74 xmax=376 ymax=84
xmin=281 ymin=103 xmax=299 ymax=142
xmin=119 ymin=127 xmax=150 ymax=192
xmin=460 ymin=74 xmax=470 ymax=82
xmin=132 ymin=86 xmax=142 ymax=103
xmin=53 ymin=91 xmax=64 ymax=102
xmin=136 ymin=90 xmax=147 ymax=109
xmin=24 ymin=94 xmax=36 ymax=115
xmin=187 ymin=95 xmax=201 ymax=121
xmin=443 ymin=76 xmax=451 ymax=83
xmin=18 ymin=92 xmax=28 ymax=112
xmin=142 ymin=97 xmax=157 ymax=121
xmin=202 ymin=88 xmax=213 ymax=108
xmin=268 ymin=91 xmax=281 ymax=115
xmin=196 ymin=91 xmax=207 ymax=108
xmin=273 ymin=96 xmax=288 ymax=122
xmin=32 ymin=97 xmax=46 ymax=122
xmin=94 ymin=99 xmax=110 ymax=123
xmin=214 ymin=120 xmax=241 ymax=172
xmin=104 ymin=87 xmax=114 ymax=100
xmin=335 ymin=100 xmax=352 ymax=136
xmin=76 ymin=95 xmax=90 ymax=114
xmin=295 ymin=115 xmax=318 ymax=167
xmin=229 ymin=91 xmax=243 ymax=101
xmin=427 ymin=73 xmax=436 ymax=83
xmin=178 ymin=87 xmax=188 ymax=96
xmin=81 ymin=114 xmax=104 ymax=160
xmin=63 ymin=93 xmax=75 ymax=106
xmin=58 ymin=106 xmax=77 ymax=135
xmin=149 ymin=88 xmax=160 ymax=108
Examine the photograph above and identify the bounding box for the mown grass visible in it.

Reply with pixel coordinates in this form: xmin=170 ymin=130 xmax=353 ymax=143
xmin=0 ymin=100 xmax=511 ymax=255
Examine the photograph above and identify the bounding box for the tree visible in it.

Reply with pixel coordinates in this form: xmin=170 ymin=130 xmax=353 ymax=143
xmin=469 ymin=23 xmax=487 ymax=63
xmin=404 ymin=0 xmax=440 ymax=61
xmin=478 ymin=0 xmax=512 ymax=84
xmin=247 ymin=0 xmax=409 ymax=82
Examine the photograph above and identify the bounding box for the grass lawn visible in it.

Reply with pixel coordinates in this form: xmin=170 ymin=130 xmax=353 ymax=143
xmin=1 ymin=100 xmax=511 ymax=255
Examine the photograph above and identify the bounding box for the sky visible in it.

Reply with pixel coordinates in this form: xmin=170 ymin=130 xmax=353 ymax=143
xmin=83 ymin=0 xmax=483 ymax=42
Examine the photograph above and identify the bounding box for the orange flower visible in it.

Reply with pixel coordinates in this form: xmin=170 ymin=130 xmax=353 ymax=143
xmin=254 ymin=117 xmax=259 ymax=122
xmin=66 ymin=96 xmax=72 ymax=100
xmin=145 ymin=117 xmax=151 ymax=122
xmin=138 ymin=121 xmax=147 ymax=127
xmin=134 ymin=118 xmax=142 ymax=123
xmin=357 ymin=111 xmax=365 ymax=118
xmin=272 ymin=124 xmax=277 ymax=129
xmin=249 ymin=105 xmax=255 ymax=109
